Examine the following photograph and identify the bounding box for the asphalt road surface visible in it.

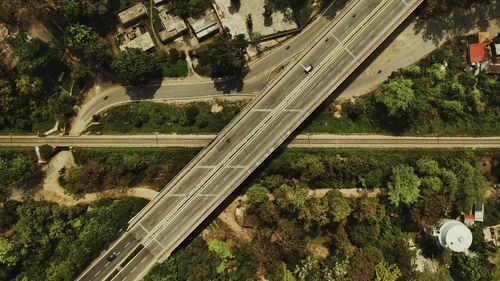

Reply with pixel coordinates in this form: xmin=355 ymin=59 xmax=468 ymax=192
xmin=2 ymin=134 xmax=500 ymax=149
xmin=76 ymin=1 xmax=423 ymax=280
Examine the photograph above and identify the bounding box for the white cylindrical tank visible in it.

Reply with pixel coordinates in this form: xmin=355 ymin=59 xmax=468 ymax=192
xmin=435 ymin=219 xmax=473 ymax=252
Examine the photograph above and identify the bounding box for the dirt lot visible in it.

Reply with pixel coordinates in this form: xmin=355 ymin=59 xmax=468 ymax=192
xmin=213 ymin=0 xmax=298 ymax=39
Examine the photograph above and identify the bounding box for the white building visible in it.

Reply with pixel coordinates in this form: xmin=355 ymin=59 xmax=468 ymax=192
xmin=431 ymin=219 xmax=473 ymax=252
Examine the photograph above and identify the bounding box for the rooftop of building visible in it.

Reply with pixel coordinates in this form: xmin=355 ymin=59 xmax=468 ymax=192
xmin=117 ymin=26 xmax=155 ymax=52
xmin=118 ymin=3 xmax=147 ymax=25
xmin=187 ymin=9 xmax=219 ymax=35
xmin=159 ymin=11 xmax=188 ymax=42
xmin=469 ymin=42 xmax=490 ymax=63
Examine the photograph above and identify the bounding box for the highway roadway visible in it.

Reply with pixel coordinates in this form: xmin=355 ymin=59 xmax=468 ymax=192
xmin=2 ymin=134 xmax=500 ymax=148
xmin=76 ymin=0 xmax=423 ymax=280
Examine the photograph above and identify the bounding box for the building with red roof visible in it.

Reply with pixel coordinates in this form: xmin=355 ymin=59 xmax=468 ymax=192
xmin=468 ymin=42 xmax=490 ymax=63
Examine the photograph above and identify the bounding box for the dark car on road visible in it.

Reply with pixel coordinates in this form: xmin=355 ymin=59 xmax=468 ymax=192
xmin=108 ymin=251 xmax=118 ymax=262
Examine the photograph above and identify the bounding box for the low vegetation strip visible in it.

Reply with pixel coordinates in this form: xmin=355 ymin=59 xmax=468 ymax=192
xmin=87 ymin=101 xmax=245 ymax=135
xmin=60 ymin=147 xmax=201 ymax=195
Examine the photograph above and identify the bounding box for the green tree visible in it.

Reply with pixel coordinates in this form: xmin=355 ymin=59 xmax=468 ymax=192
xmin=144 ymin=257 xmax=178 ymax=281
xmin=246 ymin=14 xmax=253 ymax=33
xmin=451 ymin=253 xmax=491 ymax=281
xmin=7 ymin=33 xmax=58 ymax=75
xmin=0 ymin=236 xmax=18 ymax=267
xmin=375 ymin=262 xmax=401 ymax=281
xmin=323 ymin=190 xmax=351 ymax=222
xmin=294 ymin=154 xmax=325 ymax=182
xmin=183 ymin=105 xmax=199 ymax=126
xmin=439 ymin=100 xmax=464 ymax=121
xmin=64 ymin=23 xmax=98 ymax=50
xmin=0 ymin=198 xmax=146 ymax=281
xmin=374 ymin=77 xmax=415 ymax=117
xmin=246 ymin=184 xmax=269 ymax=209
xmin=421 ymin=176 xmax=443 ymax=191
xmin=469 ymin=88 xmax=485 ymax=114
xmin=63 ymin=0 xmax=110 ymax=19
xmin=416 ymin=158 xmax=440 ymax=176
xmin=274 ymin=184 xmax=308 ymax=213
xmin=411 ymin=188 xmax=450 ymax=226
xmin=299 ymin=198 xmax=329 ymax=232
xmin=403 ymin=65 xmax=421 ymax=77
xmin=387 ymin=165 xmax=421 ymax=207
xmin=348 ymin=222 xmax=380 ymax=247
xmin=351 ymin=196 xmax=379 ymax=222
xmin=208 ymin=239 xmax=235 ymax=274
xmin=451 ymin=161 xmax=488 ymax=212
xmin=175 ymin=237 xmax=221 ymax=280
xmin=111 ymin=48 xmax=161 ymax=85
xmin=348 ymin=246 xmax=384 ymax=281
xmin=0 ymin=0 xmax=52 ymax=23
xmin=196 ymin=29 xmax=247 ymax=77
xmin=15 ymin=75 xmax=44 ymax=96
xmin=294 ymin=255 xmax=321 ymax=281
xmin=0 ymin=154 xmax=39 ymax=192
xmin=263 ymin=1 xmax=273 ymax=18
xmin=169 ymin=0 xmax=210 ymax=18
xmin=0 ymin=77 xmax=14 ymax=113
xmin=256 ymin=201 xmax=280 ymax=226
xmin=331 ymin=224 xmax=354 ymax=256
xmin=82 ymin=38 xmax=112 ymax=68
xmin=0 ymin=200 xmax=19 ymax=232
xmin=426 ymin=63 xmax=446 ymax=81
xmin=440 ymin=168 xmax=458 ymax=199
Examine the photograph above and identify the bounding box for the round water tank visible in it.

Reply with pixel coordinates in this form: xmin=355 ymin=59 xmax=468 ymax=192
xmin=437 ymin=220 xmax=473 ymax=252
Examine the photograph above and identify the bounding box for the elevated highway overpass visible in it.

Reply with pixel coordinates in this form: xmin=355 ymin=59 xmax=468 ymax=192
xmin=76 ymin=0 xmax=424 ymax=280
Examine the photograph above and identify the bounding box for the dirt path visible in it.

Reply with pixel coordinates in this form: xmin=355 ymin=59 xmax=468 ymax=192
xmin=17 ymin=151 xmax=160 ymax=206
xmin=309 ymin=187 xmax=386 ymax=198
xmin=217 ymin=195 xmax=253 ymax=241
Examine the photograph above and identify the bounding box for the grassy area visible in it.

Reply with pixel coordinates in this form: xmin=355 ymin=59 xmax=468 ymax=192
xmin=162 ymin=58 xmax=188 ymax=77
xmin=193 ymin=54 xmax=212 ymax=77
xmin=301 ymin=37 xmax=500 ymax=136
xmin=87 ymin=101 xmax=245 ymax=134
